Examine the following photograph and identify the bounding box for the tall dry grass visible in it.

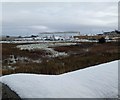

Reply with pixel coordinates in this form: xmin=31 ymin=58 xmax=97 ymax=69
xmin=2 ymin=42 xmax=119 ymax=75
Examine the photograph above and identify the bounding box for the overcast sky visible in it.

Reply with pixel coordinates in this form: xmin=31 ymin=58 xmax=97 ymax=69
xmin=2 ymin=2 xmax=118 ymax=36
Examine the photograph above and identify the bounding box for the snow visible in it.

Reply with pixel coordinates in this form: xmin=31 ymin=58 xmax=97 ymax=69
xmin=0 ymin=41 xmax=41 ymax=43
xmin=16 ymin=43 xmax=76 ymax=57
xmin=0 ymin=60 xmax=118 ymax=98
xmin=16 ymin=43 xmax=77 ymax=50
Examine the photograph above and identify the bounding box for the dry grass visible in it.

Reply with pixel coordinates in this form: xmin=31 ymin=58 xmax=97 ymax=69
xmin=2 ymin=43 xmax=50 ymax=60
xmin=2 ymin=42 xmax=119 ymax=75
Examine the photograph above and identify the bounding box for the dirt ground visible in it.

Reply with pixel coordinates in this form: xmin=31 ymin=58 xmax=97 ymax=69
xmin=1 ymin=82 xmax=21 ymax=100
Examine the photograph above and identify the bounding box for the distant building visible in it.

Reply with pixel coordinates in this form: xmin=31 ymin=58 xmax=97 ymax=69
xmin=103 ymin=30 xmax=120 ymax=40
xmin=38 ymin=31 xmax=80 ymax=41
xmin=103 ymin=30 xmax=120 ymax=36
xmin=74 ymin=35 xmax=105 ymax=40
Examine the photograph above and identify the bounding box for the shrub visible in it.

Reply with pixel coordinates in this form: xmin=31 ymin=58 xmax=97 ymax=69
xmin=98 ymin=37 xmax=106 ymax=43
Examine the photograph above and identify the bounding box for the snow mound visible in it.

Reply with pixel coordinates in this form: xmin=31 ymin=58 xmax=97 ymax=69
xmin=0 ymin=60 xmax=118 ymax=98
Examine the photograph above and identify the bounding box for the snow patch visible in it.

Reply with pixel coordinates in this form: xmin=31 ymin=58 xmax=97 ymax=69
xmin=16 ymin=43 xmax=76 ymax=57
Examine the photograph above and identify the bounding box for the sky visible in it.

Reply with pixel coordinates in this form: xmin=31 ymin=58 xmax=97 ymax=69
xmin=1 ymin=2 xmax=118 ymax=36
xmin=1 ymin=0 xmax=119 ymax=2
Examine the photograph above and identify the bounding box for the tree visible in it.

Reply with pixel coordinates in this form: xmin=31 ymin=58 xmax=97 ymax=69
xmin=6 ymin=36 xmax=10 ymax=38
xmin=98 ymin=37 xmax=106 ymax=43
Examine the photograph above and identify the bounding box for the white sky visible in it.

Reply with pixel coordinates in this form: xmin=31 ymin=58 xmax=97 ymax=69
xmin=1 ymin=1 xmax=119 ymax=36
xmin=1 ymin=0 xmax=119 ymax=2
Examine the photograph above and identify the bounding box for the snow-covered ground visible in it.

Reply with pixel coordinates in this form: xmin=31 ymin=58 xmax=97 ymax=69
xmin=16 ymin=43 xmax=76 ymax=57
xmin=0 ymin=40 xmax=77 ymax=43
xmin=0 ymin=60 xmax=118 ymax=98
xmin=0 ymin=41 xmax=41 ymax=43
xmin=16 ymin=42 xmax=77 ymax=50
